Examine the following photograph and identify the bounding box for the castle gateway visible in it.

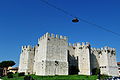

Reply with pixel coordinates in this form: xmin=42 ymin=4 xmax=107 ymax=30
xmin=18 ymin=33 xmax=119 ymax=76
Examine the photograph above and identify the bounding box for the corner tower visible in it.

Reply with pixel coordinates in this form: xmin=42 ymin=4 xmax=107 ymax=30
xmin=91 ymin=47 xmax=119 ymax=76
xmin=18 ymin=45 xmax=35 ymax=74
xmin=33 ymin=33 xmax=68 ymax=75
xmin=99 ymin=47 xmax=119 ymax=76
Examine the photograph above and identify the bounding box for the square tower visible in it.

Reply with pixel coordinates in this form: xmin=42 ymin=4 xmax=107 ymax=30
xmin=33 ymin=33 xmax=68 ymax=75
xmin=99 ymin=47 xmax=119 ymax=76
xmin=18 ymin=45 xmax=35 ymax=75
xmin=75 ymin=42 xmax=91 ymax=75
xmin=91 ymin=47 xmax=119 ymax=76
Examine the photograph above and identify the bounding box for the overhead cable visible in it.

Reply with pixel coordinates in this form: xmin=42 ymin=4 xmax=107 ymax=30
xmin=39 ymin=0 xmax=120 ymax=37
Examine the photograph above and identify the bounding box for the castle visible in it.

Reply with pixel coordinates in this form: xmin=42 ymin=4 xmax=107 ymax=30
xmin=18 ymin=32 xmax=119 ymax=76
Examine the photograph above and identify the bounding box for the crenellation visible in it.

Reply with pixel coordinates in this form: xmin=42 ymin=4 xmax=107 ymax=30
xmin=38 ymin=33 xmax=49 ymax=41
xmin=60 ymin=35 xmax=63 ymax=39
xmin=43 ymin=34 xmax=46 ymax=38
xmin=113 ymin=48 xmax=115 ymax=51
xmin=97 ymin=48 xmax=100 ymax=51
xmin=27 ymin=45 xmax=31 ymax=49
xmin=42 ymin=35 xmax=44 ymax=39
xmin=34 ymin=45 xmax=39 ymax=49
xmin=68 ymin=43 xmax=76 ymax=47
xmin=24 ymin=46 xmax=27 ymax=48
xmin=40 ymin=37 xmax=42 ymax=40
xmin=110 ymin=48 xmax=113 ymax=50
xmin=55 ymin=34 xmax=59 ymax=38
xmin=22 ymin=46 xmax=24 ymax=50
xmin=38 ymin=33 xmax=68 ymax=41
xmin=63 ymin=36 xmax=67 ymax=41
xmin=38 ymin=36 xmax=42 ymax=41
xmin=68 ymin=43 xmax=73 ymax=46
xmin=76 ymin=42 xmax=81 ymax=46
xmin=101 ymin=47 xmax=103 ymax=50
xmin=91 ymin=48 xmax=102 ymax=54
xmin=73 ymin=43 xmax=77 ymax=46
xmin=74 ymin=42 xmax=90 ymax=47
xmin=91 ymin=47 xmax=93 ymax=50
xmin=46 ymin=32 xmax=50 ymax=37
xmin=51 ymin=33 xmax=55 ymax=38
xmin=38 ymin=38 xmax=40 ymax=42
xmin=21 ymin=45 xmax=35 ymax=52
xmin=86 ymin=42 xmax=90 ymax=45
xmin=22 ymin=46 xmax=26 ymax=50
xmin=93 ymin=48 xmax=97 ymax=50
xmin=104 ymin=46 xmax=108 ymax=50
xmin=110 ymin=47 xmax=115 ymax=51
xmin=82 ymin=42 xmax=85 ymax=46
xmin=94 ymin=48 xmax=97 ymax=50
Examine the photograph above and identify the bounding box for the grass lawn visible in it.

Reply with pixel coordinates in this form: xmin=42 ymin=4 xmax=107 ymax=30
xmin=32 ymin=75 xmax=98 ymax=80
xmin=1 ymin=74 xmax=98 ymax=80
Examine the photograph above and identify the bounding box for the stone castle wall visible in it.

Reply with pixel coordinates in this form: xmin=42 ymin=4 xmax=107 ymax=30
xmin=18 ymin=32 xmax=119 ymax=76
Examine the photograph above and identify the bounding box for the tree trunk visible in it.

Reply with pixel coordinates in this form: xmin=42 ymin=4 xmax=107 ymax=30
xmin=3 ymin=67 xmax=8 ymax=76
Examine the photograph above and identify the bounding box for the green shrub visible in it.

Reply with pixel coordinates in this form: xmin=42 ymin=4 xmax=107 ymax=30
xmin=7 ymin=72 xmax=13 ymax=75
xmin=24 ymin=75 xmax=34 ymax=80
xmin=18 ymin=72 xmax=25 ymax=76
xmin=100 ymin=74 xmax=109 ymax=79
xmin=92 ymin=68 xmax=100 ymax=75
xmin=7 ymin=72 xmax=13 ymax=78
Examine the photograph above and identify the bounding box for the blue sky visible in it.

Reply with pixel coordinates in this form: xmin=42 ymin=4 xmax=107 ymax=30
xmin=0 ymin=0 xmax=120 ymax=66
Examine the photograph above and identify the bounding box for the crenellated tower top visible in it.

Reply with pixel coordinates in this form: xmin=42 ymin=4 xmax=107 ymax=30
xmin=21 ymin=45 xmax=34 ymax=52
xmin=68 ymin=42 xmax=90 ymax=47
xmin=38 ymin=32 xmax=68 ymax=42
xmin=91 ymin=46 xmax=116 ymax=55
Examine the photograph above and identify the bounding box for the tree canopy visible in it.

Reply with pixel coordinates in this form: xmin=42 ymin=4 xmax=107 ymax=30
xmin=0 ymin=60 xmax=15 ymax=68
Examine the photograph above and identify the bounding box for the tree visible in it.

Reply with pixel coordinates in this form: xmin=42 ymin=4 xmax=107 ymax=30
xmin=92 ymin=68 xmax=100 ymax=75
xmin=0 ymin=60 xmax=15 ymax=76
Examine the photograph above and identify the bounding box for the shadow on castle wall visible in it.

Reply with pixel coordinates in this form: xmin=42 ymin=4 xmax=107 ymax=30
xmin=68 ymin=50 xmax=79 ymax=75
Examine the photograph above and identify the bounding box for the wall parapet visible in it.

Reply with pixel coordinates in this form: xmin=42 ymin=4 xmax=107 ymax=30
xmin=91 ymin=46 xmax=116 ymax=55
xmin=38 ymin=32 xmax=68 ymax=41
xmin=22 ymin=45 xmax=34 ymax=51
xmin=69 ymin=42 xmax=90 ymax=47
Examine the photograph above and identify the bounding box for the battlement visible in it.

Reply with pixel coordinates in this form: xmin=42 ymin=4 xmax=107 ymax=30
xmin=102 ymin=46 xmax=115 ymax=51
xmin=91 ymin=46 xmax=116 ymax=55
xmin=91 ymin=47 xmax=101 ymax=51
xmin=69 ymin=42 xmax=90 ymax=47
xmin=22 ymin=45 xmax=34 ymax=51
xmin=78 ymin=42 xmax=90 ymax=46
xmin=68 ymin=43 xmax=77 ymax=47
xmin=38 ymin=32 xmax=68 ymax=41
xmin=34 ymin=44 xmax=39 ymax=49
xmin=68 ymin=42 xmax=90 ymax=50
xmin=91 ymin=46 xmax=115 ymax=51
xmin=68 ymin=43 xmax=73 ymax=46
